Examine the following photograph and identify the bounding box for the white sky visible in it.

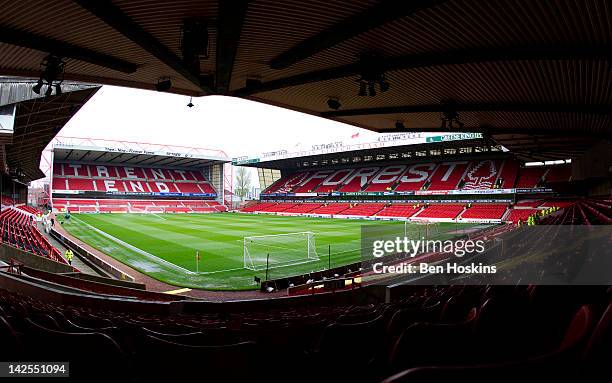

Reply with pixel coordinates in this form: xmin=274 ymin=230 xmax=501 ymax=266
xmin=58 ymin=85 xmax=379 ymax=158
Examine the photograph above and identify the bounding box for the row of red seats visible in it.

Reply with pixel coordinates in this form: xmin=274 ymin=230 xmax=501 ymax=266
xmin=17 ymin=206 xmax=43 ymax=216
xmin=264 ymin=160 xmax=571 ymax=195
xmin=460 ymin=204 xmax=508 ymax=219
xmin=0 ymin=196 xmax=16 ymax=206
xmin=54 ymin=163 xmax=207 ymax=182
xmin=242 ymin=202 xmax=511 ymax=220
xmin=1 ymin=285 xmax=609 ymax=382
xmin=543 ymin=199 xmax=611 ymax=225
xmin=0 ymin=209 xmax=65 ymax=264
xmin=53 ymin=199 xmax=225 ymax=213
xmin=414 ymin=204 xmax=465 ymax=219
xmin=339 ymin=203 xmax=386 ymax=216
xmin=53 ymin=178 xmax=216 ymax=194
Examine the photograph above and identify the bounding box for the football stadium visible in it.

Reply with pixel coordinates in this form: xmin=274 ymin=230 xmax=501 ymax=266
xmin=0 ymin=1 xmax=611 ymax=382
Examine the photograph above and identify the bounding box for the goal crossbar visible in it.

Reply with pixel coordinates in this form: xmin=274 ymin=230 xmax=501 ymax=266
xmin=243 ymin=231 xmax=318 ymax=271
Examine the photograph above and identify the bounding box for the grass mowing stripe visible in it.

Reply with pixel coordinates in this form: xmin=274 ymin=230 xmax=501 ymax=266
xmin=61 ymin=213 xmax=482 ymax=291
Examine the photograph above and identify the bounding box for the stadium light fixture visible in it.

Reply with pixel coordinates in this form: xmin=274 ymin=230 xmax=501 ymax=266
xmin=356 ymin=53 xmax=390 ymax=97
xmin=368 ymin=82 xmax=376 ymax=97
xmin=32 ymin=79 xmax=43 ymax=94
xmin=358 ymin=81 xmax=367 ymax=97
xmin=187 ymin=96 xmax=194 ymax=108
xmin=379 ymin=77 xmax=390 ymax=92
xmin=32 ymin=55 xmax=66 ymax=97
xmin=155 ymin=77 xmax=172 ymax=92
xmin=440 ymin=99 xmax=464 ymax=130
xmin=327 ymin=97 xmax=341 ymax=110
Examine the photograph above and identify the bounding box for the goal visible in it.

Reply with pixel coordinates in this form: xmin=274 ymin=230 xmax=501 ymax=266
xmin=404 ymin=220 xmax=440 ymax=240
xmin=243 ymin=232 xmax=319 ymax=271
xmin=129 ymin=205 xmax=165 ymax=214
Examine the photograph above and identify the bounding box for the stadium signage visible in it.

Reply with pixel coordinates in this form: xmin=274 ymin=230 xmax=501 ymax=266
xmin=104 ymin=147 xmax=155 ymax=155
xmin=377 ymin=132 xmax=423 ymax=142
xmin=311 ymin=141 xmax=343 ymax=151
xmin=262 ymin=150 xmax=287 ymax=157
xmin=234 ymin=132 xmax=487 ymax=164
xmin=164 ymin=152 xmax=194 ymax=158
xmin=516 ymin=187 xmax=553 ymax=193
xmin=426 ymin=133 xmax=483 ymax=143
xmin=232 ymin=158 xmax=260 ymax=165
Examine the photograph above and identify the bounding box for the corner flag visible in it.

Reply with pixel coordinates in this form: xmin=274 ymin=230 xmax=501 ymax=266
xmin=196 ymin=251 xmax=201 ymax=273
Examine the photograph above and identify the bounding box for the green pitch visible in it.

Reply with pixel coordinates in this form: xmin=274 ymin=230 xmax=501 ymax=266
xmin=61 ymin=213 xmax=480 ymax=290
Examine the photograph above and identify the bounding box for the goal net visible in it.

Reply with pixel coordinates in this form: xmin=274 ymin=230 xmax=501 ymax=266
xmin=243 ymin=232 xmax=319 ymax=271
xmin=129 ymin=205 xmax=165 ymax=214
xmin=404 ymin=221 xmax=440 ymax=240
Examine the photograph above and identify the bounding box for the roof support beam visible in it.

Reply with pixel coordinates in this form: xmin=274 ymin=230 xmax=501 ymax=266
xmin=321 ymin=103 xmax=612 ymax=118
xmin=0 ymin=26 xmax=137 ymax=74
xmin=215 ymin=0 xmax=249 ymax=93
xmin=270 ymin=0 xmax=448 ymax=69
xmin=237 ymin=47 xmax=611 ymax=96
xmin=72 ymin=0 xmax=213 ymax=94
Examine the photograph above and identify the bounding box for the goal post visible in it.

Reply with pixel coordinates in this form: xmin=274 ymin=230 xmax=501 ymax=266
xmin=243 ymin=232 xmax=319 ymax=271
xmin=404 ymin=220 xmax=440 ymax=240
xmin=129 ymin=205 xmax=165 ymax=214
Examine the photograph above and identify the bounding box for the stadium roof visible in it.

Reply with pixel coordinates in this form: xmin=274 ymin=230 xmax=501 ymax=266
xmin=0 ymin=1 xmax=610 ymax=161
xmin=52 ymin=143 xmax=229 ymax=168
xmin=236 ymin=133 xmax=504 ymax=170
xmin=0 ymin=78 xmax=99 ymax=182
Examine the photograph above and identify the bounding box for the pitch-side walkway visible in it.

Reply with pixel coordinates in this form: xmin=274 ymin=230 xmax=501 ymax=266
xmin=37 ymin=222 xmax=99 ymax=276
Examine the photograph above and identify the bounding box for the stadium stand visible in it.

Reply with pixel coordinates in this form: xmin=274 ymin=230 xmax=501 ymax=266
xmin=496 ymin=159 xmax=519 ymax=188
xmin=460 ymin=204 xmax=508 ymax=220
xmin=545 ymin=165 xmax=572 ymax=183
xmin=364 ymin=165 xmax=406 ymax=192
xmin=53 ymin=198 xmax=226 ymax=214
xmin=543 ymin=198 xmax=611 ymax=225
xmin=0 ymin=284 xmax=609 ymax=382
xmin=427 ymin=162 xmax=470 ymax=191
xmin=259 ymin=158 xmax=564 ymax=196
xmin=17 ymin=205 xmax=43 ymax=215
xmin=282 ymin=203 xmax=323 ymax=214
xmin=514 ymin=200 xmax=544 ymax=208
xmin=515 ymin=167 xmax=547 ymax=188
xmin=461 ymin=160 xmax=503 ymax=190
xmin=376 ymin=204 xmax=422 ymax=218
xmin=506 ymin=208 xmax=540 ymax=223
xmin=337 ymin=167 xmax=381 ymax=192
xmin=53 ymin=163 xmax=218 ymax=196
xmin=241 ymin=202 xmax=278 ymax=213
xmin=310 ymin=203 xmax=351 ymax=215
xmin=0 ymin=209 xmax=66 ymax=264
xmin=336 ymin=203 xmax=386 ymax=216
xmin=393 ymin=163 xmax=436 ymax=192
xmin=413 ymin=204 xmax=465 ymax=220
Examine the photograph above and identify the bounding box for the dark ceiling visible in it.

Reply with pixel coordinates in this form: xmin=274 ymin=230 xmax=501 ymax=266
xmin=0 ymin=0 xmax=610 ymax=161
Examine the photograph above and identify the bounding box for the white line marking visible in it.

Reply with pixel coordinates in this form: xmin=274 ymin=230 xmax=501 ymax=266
xmin=72 ymin=217 xmax=195 ymax=274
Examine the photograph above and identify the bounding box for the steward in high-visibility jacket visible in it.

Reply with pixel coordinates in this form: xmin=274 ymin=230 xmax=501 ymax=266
xmin=65 ymin=249 xmax=74 ymax=265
